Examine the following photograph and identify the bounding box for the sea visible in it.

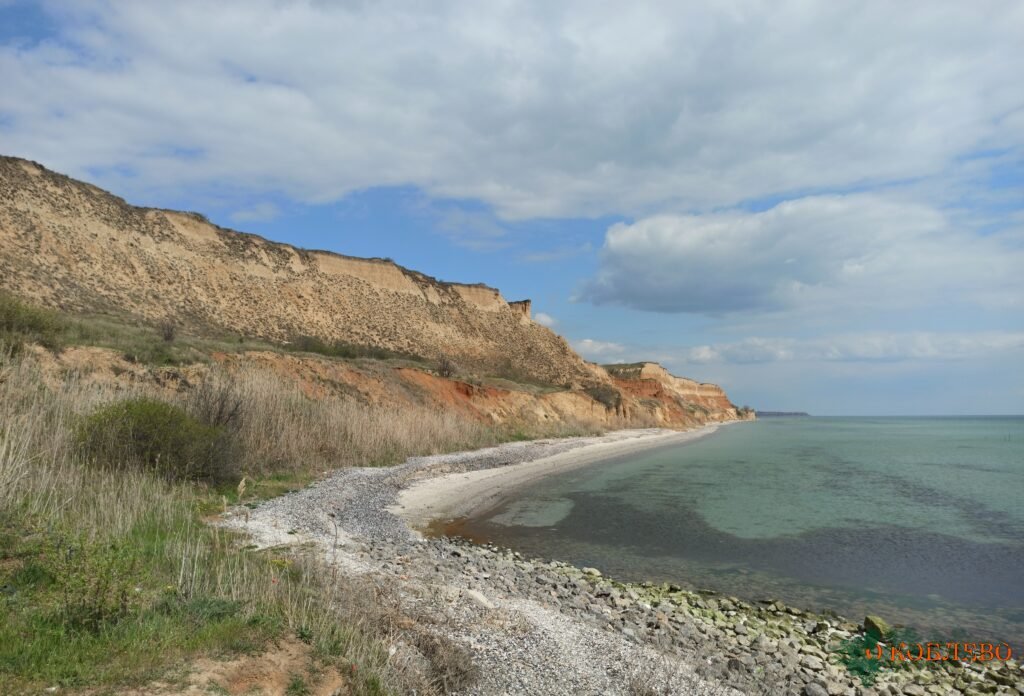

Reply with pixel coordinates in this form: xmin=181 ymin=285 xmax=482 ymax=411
xmin=449 ymin=416 xmax=1024 ymax=651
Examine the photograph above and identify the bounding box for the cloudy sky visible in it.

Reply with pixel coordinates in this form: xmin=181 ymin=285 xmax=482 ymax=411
xmin=2 ymin=1 xmax=1022 ymax=414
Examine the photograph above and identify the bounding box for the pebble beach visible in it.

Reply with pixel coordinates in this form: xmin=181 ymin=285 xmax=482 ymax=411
xmin=225 ymin=428 xmax=1022 ymax=695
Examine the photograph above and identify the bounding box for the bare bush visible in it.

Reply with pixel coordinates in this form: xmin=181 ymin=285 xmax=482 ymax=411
xmin=158 ymin=319 xmax=177 ymax=343
xmin=187 ymin=370 xmax=243 ymax=429
xmin=437 ymin=354 xmax=457 ymax=379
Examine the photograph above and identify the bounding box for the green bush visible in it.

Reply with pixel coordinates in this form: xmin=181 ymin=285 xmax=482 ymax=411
xmin=43 ymin=533 xmax=140 ymax=633
xmin=76 ymin=397 xmax=232 ymax=482
xmin=0 ymin=290 xmax=67 ymax=353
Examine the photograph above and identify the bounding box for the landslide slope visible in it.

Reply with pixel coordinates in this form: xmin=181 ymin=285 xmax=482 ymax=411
xmin=0 ymin=156 xmax=596 ymax=387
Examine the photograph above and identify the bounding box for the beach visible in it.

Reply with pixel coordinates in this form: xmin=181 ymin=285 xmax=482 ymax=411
xmin=225 ymin=425 xmax=1020 ymax=695
xmin=392 ymin=424 xmax=728 ymax=531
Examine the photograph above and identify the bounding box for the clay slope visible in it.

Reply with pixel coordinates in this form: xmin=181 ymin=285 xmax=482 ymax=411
xmin=31 ymin=346 xmax=747 ymax=431
xmin=0 ymin=156 xmax=597 ymax=386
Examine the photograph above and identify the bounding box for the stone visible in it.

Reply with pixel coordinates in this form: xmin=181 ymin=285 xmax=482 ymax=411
xmin=782 ymin=653 xmax=801 ymax=670
xmin=991 ymin=672 xmax=1018 ymax=687
xmin=804 ymin=684 xmax=830 ymax=696
xmin=582 ymin=567 xmax=602 ymax=577
xmin=864 ymin=615 xmax=891 ymax=640
xmin=727 ymin=658 xmax=746 ymax=674
xmin=801 ymin=654 xmax=826 ymax=671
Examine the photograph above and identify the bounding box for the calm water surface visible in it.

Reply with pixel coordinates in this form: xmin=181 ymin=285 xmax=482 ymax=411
xmin=453 ymin=417 xmax=1024 ymax=649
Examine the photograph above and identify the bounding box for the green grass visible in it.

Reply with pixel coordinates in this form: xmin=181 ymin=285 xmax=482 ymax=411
xmin=0 ymin=488 xmax=399 ymax=694
xmin=286 ymin=674 xmax=312 ymax=696
xmin=287 ymin=334 xmax=426 ymax=364
xmin=0 ymin=508 xmax=277 ymax=690
xmin=0 ymin=289 xmax=280 ymax=365
xmin=0 ymin=289 xmax=68 ymax=353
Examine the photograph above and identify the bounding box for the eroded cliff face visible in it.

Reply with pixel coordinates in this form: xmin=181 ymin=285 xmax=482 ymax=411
xmin=1 ymin=155 xmax=749 ymax=430
xmin=27 ymin=347 xmax=745 ymax=432
xmin=607 ymin=362 xmax=754 ymax=425
xmin=0 ymin=157 xmax=596 ymax=387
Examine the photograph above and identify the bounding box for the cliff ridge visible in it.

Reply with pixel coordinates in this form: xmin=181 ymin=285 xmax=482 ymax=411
xmin=0 ymin=155 xmax=747 ymax=428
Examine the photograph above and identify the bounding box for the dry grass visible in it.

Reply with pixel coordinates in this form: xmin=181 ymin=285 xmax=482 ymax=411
xmin=0 ymin=350 xmax=493 ymax=694
xmin=202 ymin=366 xmax=499 ymax=475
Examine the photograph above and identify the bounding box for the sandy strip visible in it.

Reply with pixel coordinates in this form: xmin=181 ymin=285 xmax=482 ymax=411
xmin=391 ymin=422 xmax=729 ymax=531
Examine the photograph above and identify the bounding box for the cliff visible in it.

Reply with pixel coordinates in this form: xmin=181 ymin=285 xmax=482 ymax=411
xmin=0 ymin=155 xmax=748 ymax=429
xmin=605 ymin=362 xmax=753 ymax=424
xmin=0 ymin=156 xmax=599 ymax=387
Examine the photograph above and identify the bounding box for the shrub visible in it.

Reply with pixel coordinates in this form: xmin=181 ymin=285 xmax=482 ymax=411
xmin=0 ymin=290 xmax=66 ymax=353
xmin=187 ymin=372 xmax=243 ymax=430
xmin=158 ymin=319 xmax=177 ymax=343
xmin=585 ymin=384 xmax=622 ymax=410
xmin=76 ymin=397 xmax=231 ymax=482
xmin=43 ymin=532 xmax=140 ymax=633
xmin=437 ymin=355 xmax=457 ymax=379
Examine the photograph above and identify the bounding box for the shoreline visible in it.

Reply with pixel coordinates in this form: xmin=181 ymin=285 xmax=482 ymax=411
xmin=391 ymin=422 xmax=730 ymax=532
xmin=225 ymin=423 xmax=1021 ymax=695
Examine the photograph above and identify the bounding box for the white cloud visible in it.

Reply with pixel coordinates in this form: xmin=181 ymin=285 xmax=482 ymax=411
xmin=434 ymin=208 xmax=509 ymax=251
xmin=534 ymin=312 xmax=557 ymax=327
xmin=229 ymin=202 xmax=279 ymax=223
xmin=572 ymin=338 xmax=627 ymax=360
xmin=0 ymin=2 xmax=1021 ymax=218
xmin=520 ymin=243 xmax=594 ymax=263
xmin=678 ymin=332 xmax=1024 ymax=364
xmin=579 ymin=194 xmax=1024 ymax=316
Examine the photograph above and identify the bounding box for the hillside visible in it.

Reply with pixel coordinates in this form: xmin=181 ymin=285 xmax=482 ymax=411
xmin=0 ymin=155 xmax=750 ymax=428
xmin=0 ymin=156 xmax=599 ymax=387
xmin=1 ymin=158 xmax=750 ymax=694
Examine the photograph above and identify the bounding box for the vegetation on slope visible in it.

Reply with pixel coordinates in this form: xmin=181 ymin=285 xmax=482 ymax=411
xmin=0 ymin=291 xmax=600 ymax=694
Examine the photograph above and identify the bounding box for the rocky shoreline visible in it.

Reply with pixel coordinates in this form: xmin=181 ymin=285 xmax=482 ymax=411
xmin=226 ymin=429 xmax=1022 ymax=695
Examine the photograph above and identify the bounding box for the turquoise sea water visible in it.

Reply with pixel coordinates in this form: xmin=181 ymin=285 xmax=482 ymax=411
xmin=454 ymin=417 xmax=1024 ymax=649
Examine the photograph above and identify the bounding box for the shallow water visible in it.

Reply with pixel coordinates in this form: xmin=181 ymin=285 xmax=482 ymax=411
xmin=453 ymin=417 xmax=1024 ymax=650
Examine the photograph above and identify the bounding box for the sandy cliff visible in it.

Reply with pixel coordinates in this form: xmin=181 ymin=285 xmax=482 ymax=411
xmin=1 ymin=155 xmax=749 ymax=429
xmin=0 ymin=156 xmax=597 ymax=387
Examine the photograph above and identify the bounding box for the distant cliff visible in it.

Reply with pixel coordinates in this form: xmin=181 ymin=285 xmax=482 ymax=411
xmin=0 ymin=155 xmax=749 ymax=429
xmin=605 ymin=362 xmax=755 ymax=424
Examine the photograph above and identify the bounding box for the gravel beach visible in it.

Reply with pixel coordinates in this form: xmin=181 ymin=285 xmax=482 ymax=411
xmin=224 ymin=427 xmax=1022 ymax=695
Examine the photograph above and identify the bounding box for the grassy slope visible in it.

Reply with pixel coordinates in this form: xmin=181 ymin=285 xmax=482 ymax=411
xmin=0 ymin=292 xmax=594 ymax=694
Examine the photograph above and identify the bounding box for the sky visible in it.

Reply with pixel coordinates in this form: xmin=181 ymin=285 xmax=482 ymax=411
xmin=1 ymin=1 xmax=1022 ymax=415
